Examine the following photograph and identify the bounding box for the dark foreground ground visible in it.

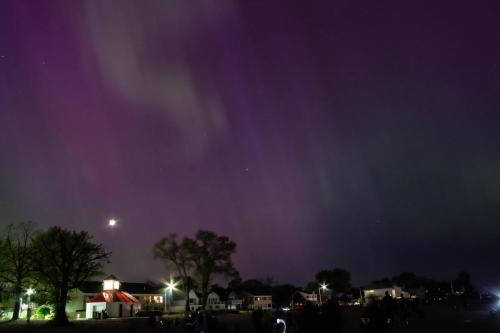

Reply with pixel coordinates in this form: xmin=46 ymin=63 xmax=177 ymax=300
xmin=0 ymin=304 xmax=499 ymax=333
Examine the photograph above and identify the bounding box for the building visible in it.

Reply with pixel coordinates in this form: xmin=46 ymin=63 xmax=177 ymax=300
xmin=85 ymin=275 xmax=141 ymax=318
xmin=168 ymin=289 xmax=227 ymax=312
xmin=226 ymin=291 xmax=244 ymax=310
xmin=362 ymin=283 xmax=410 ymax=300
xmin=243 ymin=292 xmax=272 ymax=310
xmin=123 ymin=283 xmax=164 ymax=311
xmin=170 ymin=290 xmax=202 ymax=312
xmin=66 ymin=278 xmax=164 ymax=318
xmin=291 ymin=291 xmax=318 ymax=309
xmin=206 ymin=291 xmax=225 ymax=310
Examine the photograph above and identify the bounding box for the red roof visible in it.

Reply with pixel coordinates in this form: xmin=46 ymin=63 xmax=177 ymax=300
xmin=87 ymin=291 xmax=139 ymax=304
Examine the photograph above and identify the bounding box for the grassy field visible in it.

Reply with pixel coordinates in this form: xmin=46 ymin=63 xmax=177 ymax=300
xmin=0 ymin=305 xmax=498 ymax=333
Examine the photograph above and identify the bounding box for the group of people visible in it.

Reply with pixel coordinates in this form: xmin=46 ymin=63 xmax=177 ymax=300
xmin=252 ymin=301 xmax=343 ymax=333
xmin=361 ymin=292 xmax=422 ymax=332
xmin=148 ymin=310 xmax=219 ymax=333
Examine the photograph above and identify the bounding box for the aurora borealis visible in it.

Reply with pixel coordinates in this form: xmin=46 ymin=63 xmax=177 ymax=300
xmin=1 ymin=1 xmax=499 ymax=286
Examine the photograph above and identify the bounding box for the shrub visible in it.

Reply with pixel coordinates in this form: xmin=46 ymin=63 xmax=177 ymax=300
xmin=35 ymin=305 xmax=52 ymax=319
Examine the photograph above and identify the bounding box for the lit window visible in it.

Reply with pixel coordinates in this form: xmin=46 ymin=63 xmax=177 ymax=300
xmin=103 ymin=279 xmax=120 ymax=291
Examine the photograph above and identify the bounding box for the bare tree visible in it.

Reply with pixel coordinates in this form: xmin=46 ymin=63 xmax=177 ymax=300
xmin=153 ymin=234 xmax=193 ymax=313
xmin=0 ymin=222 xmax=36 ymax=320
xmin=190 ymin=230 xmax=238 ymax=309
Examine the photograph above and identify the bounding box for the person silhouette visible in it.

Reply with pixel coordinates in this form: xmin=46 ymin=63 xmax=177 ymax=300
xmin=382 ymin=291 xmax=394 ymax=324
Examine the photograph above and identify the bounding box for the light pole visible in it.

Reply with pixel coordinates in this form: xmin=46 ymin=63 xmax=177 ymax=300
xmin=26 ymin=288 xmax=35 ymax=323
xmin=318 ymin=283 xmax=328 ymax=305
xmin=164 ymin=278 xmax=177 ymax=312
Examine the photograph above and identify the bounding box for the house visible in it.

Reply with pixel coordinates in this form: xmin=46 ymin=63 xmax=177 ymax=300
xmin=169 ymin=290 xmax=202 ymax=312
xmin=66 ymin=278 xmax=164 ymax=318
xmin=362 ymin=283 xmax=410 ymax=300
xmin=243 ymin=292 xmax=272 ymax=310
xmin=169 ymin=289 xmax=226 ymax=312
xmin=66 ymin=281 xmax=102 ymax=318
xmin=291 ymin=291 xmax=318 ymax=309
xmin=85 ymin=275 xmax=141 ymax=318
xmin=122 ymin=283 xmax=164 ymax=311
xmin=226 ymin=291 xmax=244 ymax=310
xmin=206 ymin=291 xmax=225 ymax=310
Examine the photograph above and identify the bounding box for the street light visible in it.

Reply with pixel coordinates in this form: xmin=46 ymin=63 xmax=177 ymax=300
xmin=318 ymin=283 xmax=328 ymax=305
xmin=164 ymin=278 xmax=178 ymax=312
xmin=26 ymin=288 xmax=35 ymax=323
xmin=26 ymin=288 xmax=34 ymax=303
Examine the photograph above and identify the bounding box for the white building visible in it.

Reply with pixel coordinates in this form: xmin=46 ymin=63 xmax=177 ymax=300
xmin=226 ymin=291 xmax=244 ymax=310
xmin=169 ymin=290 xmax=226 ymax=312
xmin=85 ymin=275 xmax=141 ymax=319
xmin=292 ymin=291 xmax=318 ymax=308
xmin=363 ymin=284 xmax=410 ymax=300
xmin=206 ymin=291 xmax=225 ymax=310
xmin=243 ymin=293 xmax=272 ymax=310
xmin=170 ymin=290 xmax=202 ymax=312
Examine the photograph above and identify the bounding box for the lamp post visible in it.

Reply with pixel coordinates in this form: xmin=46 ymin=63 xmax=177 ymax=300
xmin=164 ymin=278 xmax=177 ymax=313
xmin=26 ymin=288 xmax=35 ymax=323
xmin=318 ymin=283 xmax=328 ymax=305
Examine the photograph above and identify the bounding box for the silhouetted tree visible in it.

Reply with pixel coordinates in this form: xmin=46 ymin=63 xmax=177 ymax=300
xmin=153 ymin=234 xmax=194 ymax=313
xmin=189 ymin=230 xmax=239 ymax=309
xmin=228 ymin=277 xmax=243 ymax=292
xmin=240 ymin=279 xmax=271 ymax=295
xmin=372 ymin=277 xmax=392 ymax=285
xmin=315 ymin=268 xmax=351 ymax=293
xmin=454 ymin=271 xmax=473 ymax=294
xmin=210 ymin=284 xmax=228 ymax=301
xmin=272 ymin=284 xmax=298 ymax=308
xmin=0 ymin=222 xmax=36 ymax=320
xmin=392 ymin=272 xmax=419 ymax=289
xmin=32 ymin=226 xmax=110 ymax=325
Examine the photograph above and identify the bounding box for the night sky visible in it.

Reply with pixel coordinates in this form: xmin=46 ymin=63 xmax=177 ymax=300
xmin=1 ymin=1 xmax=499 ymax=287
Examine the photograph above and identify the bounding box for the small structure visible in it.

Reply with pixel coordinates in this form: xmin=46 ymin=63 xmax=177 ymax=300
xmin=85 ymin=275 xmax=141 ymax=319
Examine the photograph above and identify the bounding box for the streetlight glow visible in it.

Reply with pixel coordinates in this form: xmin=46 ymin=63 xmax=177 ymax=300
xmin=108 ymin=219 xmax=117 ymax=227
xmin=318 ymin=283 xmax=328 ymax=305
xmin=164 ymin=278 xmax=178 ymax=312
xmin=166 ymin=279 xmax=178 ymax=292
xmin=26 ymin=287 xmax=35 ymax=323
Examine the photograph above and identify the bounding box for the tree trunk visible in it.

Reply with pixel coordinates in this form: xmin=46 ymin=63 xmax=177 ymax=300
xmin=11 ymin=292 xmax=21 ymax=320
xmin=184 ymin=286 xmax=190 ymax=314
xmin=53 ymin=287 xmax=69 ymax=325
xmin=201 ymin=277 xmax=209 ymax=310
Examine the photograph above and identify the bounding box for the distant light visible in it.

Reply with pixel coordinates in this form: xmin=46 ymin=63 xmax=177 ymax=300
xmin=26 ymin=288 xmax=35 ymax=296
xmin=108 ymin=219 xmax=117 ymax=227
xmin=320 ymin=283 xmax=328 ymax=290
